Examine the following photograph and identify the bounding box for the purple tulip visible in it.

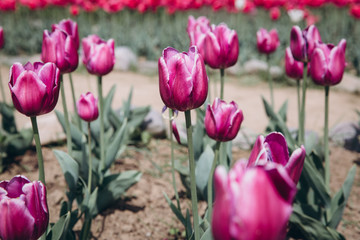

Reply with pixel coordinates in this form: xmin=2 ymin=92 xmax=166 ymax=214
xmin=158 ymin=46 xmax=208 ymax=112
xmin=290 ymin=25 xmax=322 ymax=62
xmin=256 ymin=28 xmax=280 ymax=55
xmin=82 ymin=34 xmax=115 ymax=76
xmin=309 ymin=39 xmax=346 ymax=86
xmin=212 ymin=161 xmax=296 ymax=240
xmin=285 ymin=47 xmax=304 ymax=80
xmin=203 ymin=23 xmax=239 ymax=69
xmin=8 ymin=62 xmax=60 ymax=117
xmin=187 ymin=16 xmax=210 ymax=57
xmin=0 ymin=175 xmax=49 ymax=240
xmin=77 ymin=92 xmax=99 ymax=122
xmin=41 ymin=29 xmax=79 ymax=74
xmin=0 ymin=26 xmax=4 ymax=49
xmin=205 ymin=98 xmax=244 ymax=142
xmin=247 ymin=132 xmax=306 ymax=184
xmin=52 ymin=18 xmax=79 ymax=50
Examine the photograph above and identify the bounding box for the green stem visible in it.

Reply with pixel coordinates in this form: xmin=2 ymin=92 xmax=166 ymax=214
xmin=97 ymin=76 xmax=105 ymax=175
xmin=267 ymin=55 xmax=274 ymax=109
xmin=220 ymin=68 xmax=225 ymax=100
xmin=297 ymin=80 xmax=301 ymax=143
xmin=207 ymin=141 xmax=221 ymax=222
xmin=60 ymin=75 xmax=73 ymax=156
xmin=87 ymin=122 xmax=92 ymax=193
xmin=69 ymin=73 xmax=82 ymax=130
xmin=169 ymin=109 xmax=181 ymax=210
xmin=184 ymin=110 xmax=200 ymax=240
xmin=299 ymin=63 xmax=308 ymax=145
xmin=30 ymin=116 xmax=45 ymax=185
xmin=324 ymin=86 xmax=330 ymax=189
xmin=0 ymin=67 xmax=6 ymax=103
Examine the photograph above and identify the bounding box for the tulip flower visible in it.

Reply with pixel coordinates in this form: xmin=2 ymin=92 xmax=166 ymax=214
xmin=212 ymin=161 xmax=296 ymax=240
xmin=0 ymin=175 xmax=49 ymax=240
xmin=8 ymin=62 xmax=60 ymax=117
xmin=309 ymin=39 xmax=346 ymax=86
xmin=269 ymin=7 xmax=281 ymax=21
xmin=285 ymin=47 xmax=304 ymax=80
xmin=187 ymin=15 xmax=210 ymax=56
xmin=256 ymin=28 xmax=280 ymax=55
xmin=158 ymin=46 xmax=208 ymax=112
xmin=52 ymin=19 xmax=79 ymax=49
xmin=41 ymin=29 xmax=79 ymax=74
xmin=82 ymin=34 xmax=115 ymax=76
xmin=203 ymin=23 xmax=239 ymax=69
xmin=77 ymin=92 xmax=99 ymax=122
xmin=247 ymin=132 xmax=306 ymax=184
xmin=0 ymin=26 xmax=4 ymax=49
xmin=205 ymin=98 xmax=244 ymax=142
xmin=290 ymin=25 xmax=321 ymax=63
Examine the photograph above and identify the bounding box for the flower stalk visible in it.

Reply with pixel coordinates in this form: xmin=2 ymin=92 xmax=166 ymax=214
xmin=267 ymin=55 xmax=274 ymax=109
xmin=324 ymin=86 xmax=330 ymax=189
xmin=30 ymin=116 xmax=45 ymax=185
xmin=299 ymin=63 xmax=308 ymax=145
xmin=220 ymin=68 xmax=225 ymax=100
xmin=97 ymin=76 xmax=105 ymax=177
xmin=207 ymin=141 xmax=221 ymax=222
xmin=169 ymin=109 xmax=180 ymax=210
xmin=69 ymin=73 xmax=82 ymax=129
xmin=60 ymin=74 xmax=73 ymax=156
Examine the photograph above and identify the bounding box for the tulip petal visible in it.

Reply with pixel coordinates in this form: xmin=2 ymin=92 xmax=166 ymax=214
xmin=290 ymin=26 xmax=305 ymax=61
xmin=205 ymin=104 xmax=217 ymax=140
xmin=286 ymin=146 xmax=306 ymax=184
xmin=204 ymin=31 xmax=221 ymax=68
xmin=9 ymin=63 xmax=25 ymax=86
xmin=191 ymin=50 xmax=208 ymax=109
xmin=264 ymin=132 xmax=289 ymax=166
xmin=172 ymin=57 xmax=193 ymax=111
xmin=5 ymin=175 xmax=30 ymax=198
xmin=41 ymin=30 xmax=57 ymax=64
xmin=158 ymin=57 xmax=173 ymax=109
xmin=327 ymin=44 xmax=345 ymax=85
xmin=247 ymin=135 xmax=266 ymax=166
xmin=225 ymin=108 xmax=243 ymax=141
xmin=310 ymin=48 xmax=327 ymax=85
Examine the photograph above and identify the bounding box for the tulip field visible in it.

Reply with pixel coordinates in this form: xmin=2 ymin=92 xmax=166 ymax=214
xmin=0 ymin=1 xmax=360 ymax=240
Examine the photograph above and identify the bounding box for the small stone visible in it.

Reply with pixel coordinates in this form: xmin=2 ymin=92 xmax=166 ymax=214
xmin=143 ymin=109 xmax=166 ymax=138
xmin=114 ymin=46 xmax=137 ymax=71
xmin=330 ymin=121 xmax=360 ymax=152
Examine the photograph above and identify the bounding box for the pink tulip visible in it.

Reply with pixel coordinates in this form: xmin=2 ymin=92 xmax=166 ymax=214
xmin=158 ymin=46 xmax=208 ymax=112
xmin=290 ymin=25 xmax=321 ymax=62
xmin=41 ymin=29 xmax=79 ymax=74
xmin=8 ymin=62 xmax=60 ymax=117
xmin=52 ymin=19 xmax=79 ymax=49
xmin=205 ymin=98 xmax=244 ymax=142
xmin=0 ymin=27 xmax=4 ymax=49
xmin=0 ymin=175 xmax=49 ymax=240
xmin=247 ymin=132 xmax=306 ymax=184
xmin=187 ymin=16 xmax=210 ymax=56
xmin=203 ymin=23 xmax=239 ymax=69
xmin=77 ymin=92 xmax=99 ymax=122
xmin=82 ymin=34 xmax=115 ymax=76
xmin=212 ymin=161 xmax=296 ymax=240
xmin=256 ymin=28 xmax=280 ymax=55
xmin=309 ymin=39 xmax=346 ymax=86
xmin=285 ymin=47 xmax=304 ymax=80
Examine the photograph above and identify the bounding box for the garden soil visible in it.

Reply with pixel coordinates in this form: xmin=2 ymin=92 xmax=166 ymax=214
xmin=0 ymin=66 xmax=359 ymax=239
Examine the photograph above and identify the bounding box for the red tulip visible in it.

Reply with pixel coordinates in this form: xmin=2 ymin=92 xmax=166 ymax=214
xmin=77 ymin=92 xmax=99 ymax=122
xmin=310 ymin=39 xmax=347 ymax=86
xmin=256 ymin=28 xmax=280 ymax=55
xmin=290 ymin=25 xmax=321 ymax=62
xmin=41 ymin=29 xmax=79 ymax=74
xmin=269 ymin=7 xmax=281 ymax=20
xmin=69 ymin=5 xmax=80 ymax=16
xmin=0 ymin=27 xmax=4 ymax=49
xmin=82 ymin=35 xmax=115 ymax=76
xmin=0 ymin=175 xmax=49 ymax=240
xmin=52 ymin=19 xmax=79 ymax=50
xmin=285 ymin=47 xmax=304 ymax=80
xmin=350 ymin=4 xmax=360 ymax=19
xmin=158 ymin=46 xmax=208 ymax=112
xmin=204 ymin=23 xmax=239 ymax=69
xmin=0 ymin=0 xmax=16 ymax=11
xmin=8 ymin=62 xmax=60 ymax=117
xmin=205 ymin=98 xmax=244 ymax=142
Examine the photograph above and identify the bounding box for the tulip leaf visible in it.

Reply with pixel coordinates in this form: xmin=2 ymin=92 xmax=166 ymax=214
xmin=103 ymin=84 xmax=117 ymax=128
xmin=46 ymin=211 xmax=71 ymax=240
xmin=195 ymin=145 xmax=214 ymax=199
xmin=185 ymin=209 xmax=193 ymax=240
xmin=164 ymin=192 xmax=186 ymax=227
xmin=289 ymin=208 xmax=345 ymax=240
xmin=0 ymin=103 xmax=17 ymax=133
xmin=328 ymin=165 xmax=356 ymax=228
xmin=53 ymin=150 xmax=79 ymax=191
xmin=55 ymin=110 xmax=84 ymax=148
xmin=200 ymin=227 xmax=213 ymax=240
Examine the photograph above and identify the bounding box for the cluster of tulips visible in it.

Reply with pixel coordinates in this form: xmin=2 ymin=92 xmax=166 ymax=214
xmin=1 ymin=0 xmax=360 ymax=20
xmin=0 ymin=18 xmax=116 ymax=239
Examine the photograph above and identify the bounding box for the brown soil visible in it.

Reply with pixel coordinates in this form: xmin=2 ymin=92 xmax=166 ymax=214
xmin=1 ymin=66 xmax=359 ymax=239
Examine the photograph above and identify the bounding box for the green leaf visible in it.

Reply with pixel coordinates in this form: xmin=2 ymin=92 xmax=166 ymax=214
xmin=55 ymin=110 xmax=84 ymax=148
xmin=200 ymin=227 xmax=213 ymax=240
xmin=195 ymin=145 xmax=214 ymax=199
xmin=163 ymin=192 xmax=186 ymax=226
xmin=103 ymin=85 xmax=117 ymax=128
xmin=46 ymin=211 xmax=71 ymax=240
xmin=0 ymin=103 xmax=17 ymax=133
xmin=328 ymin=165 xmax=357 ymax=228
xmin=185 ymin=209 xmax=193 ymax=240
xmin=53 ymin=150 xmax=79 ymax=191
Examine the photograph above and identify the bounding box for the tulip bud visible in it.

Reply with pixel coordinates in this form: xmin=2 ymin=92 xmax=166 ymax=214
xmin=0 ymin=175 xmax=49 ymax=240
xmin=8 ymin=62 xmax=60 ymax=117
xmin=203 ymin=23 xmax=239 ymax=69
xmin=187 ymin=15 xmax=210 ymax=56
xmin=41 ymin=29 xmax=79 ymax=74
xmin=212 ymin=161 xmax=296 ymax=240
xmin=309 ymin=39 xmax=346 ymax=86
xmin=290 ymin=25 xmax=321 ymax=62
xmin=158 ymin=46 xmax=208 ymax=112
xmin=205 ymin=98 xmax=244 ymax=142
xmin=82 ymin=34 xmax=115 ymax=76
xmin=285 ymin=47 xmax=304 ymax=80
xmin=256 ymin=28 xmax=280 ymax=55
xmin=0 ymin=27 xmax=4 ymax=49
xmin=52 ymin=19 xmax=79 ymax=50
xmin=77 ymin=92 xmax=99 ymax=122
